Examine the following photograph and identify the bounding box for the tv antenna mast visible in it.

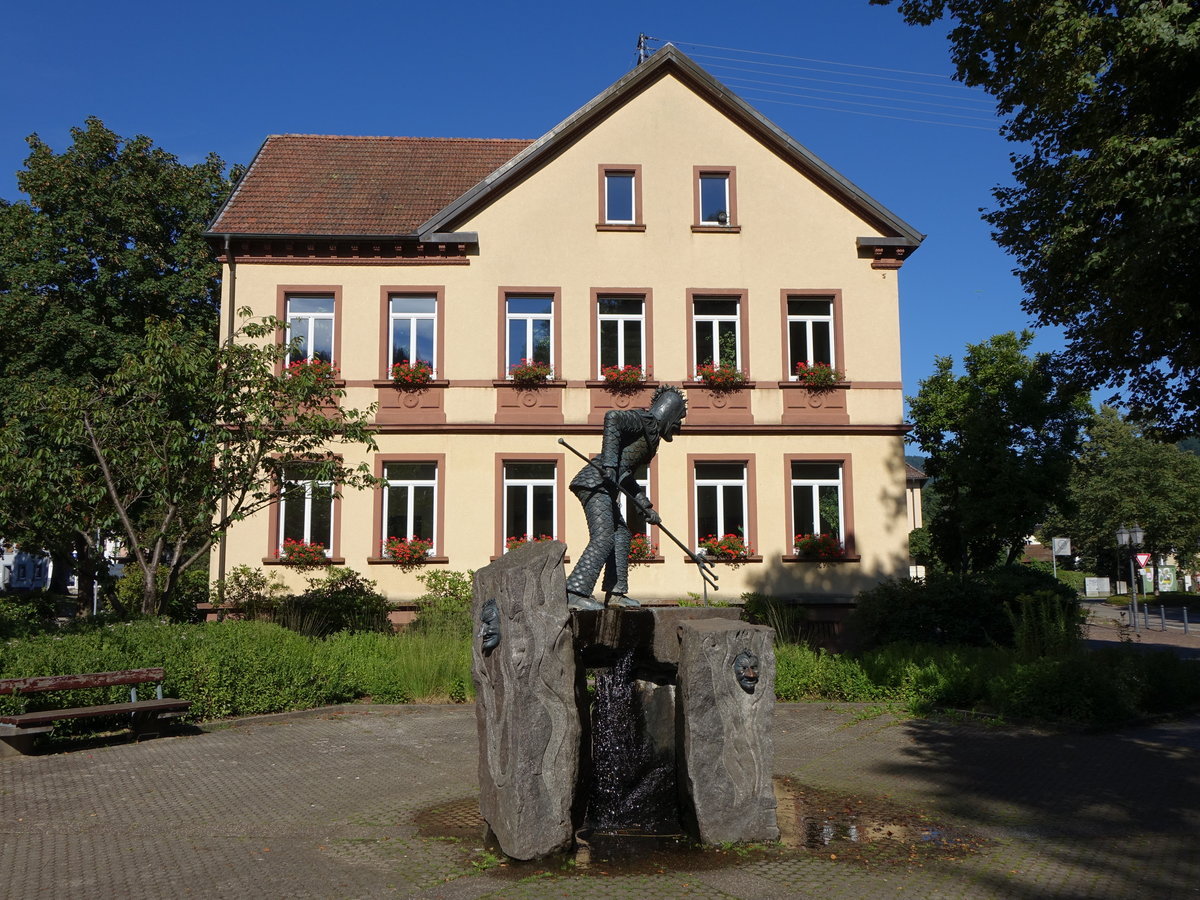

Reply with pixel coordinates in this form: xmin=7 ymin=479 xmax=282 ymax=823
xmin=636 ymin=33 xmax=660 ymax=65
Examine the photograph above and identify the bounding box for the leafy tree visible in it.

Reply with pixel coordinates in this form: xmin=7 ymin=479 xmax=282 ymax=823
xmin=1042 ymin=406 xmax=1200 ymax=591
xmin=0 ymin=117 xmax=237 ymax=600
xmin=872 ymin=1 xmax=1200 ymax=434
xmin=908 ymin=331 xmax=1092 ymax=573
xmin=2 ymin=314 xmax=379 ymax=616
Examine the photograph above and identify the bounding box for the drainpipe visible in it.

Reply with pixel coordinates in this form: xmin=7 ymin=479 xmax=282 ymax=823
xmin=216 ymin=235 xmax=236 ymax=603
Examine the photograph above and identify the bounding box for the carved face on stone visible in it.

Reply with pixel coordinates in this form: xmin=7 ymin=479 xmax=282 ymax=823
xmin=479 ymin=597 xmax=501 ymax=652
xmin=733 ymin=650 xmax=759 ymax=693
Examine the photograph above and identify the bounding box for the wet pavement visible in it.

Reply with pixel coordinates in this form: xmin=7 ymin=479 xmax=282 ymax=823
xmin=3 ymin=699 xmax=1199 ymax=898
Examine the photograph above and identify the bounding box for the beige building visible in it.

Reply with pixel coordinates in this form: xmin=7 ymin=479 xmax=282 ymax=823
xmin=205 ymin=46 xmax=923 ymax=603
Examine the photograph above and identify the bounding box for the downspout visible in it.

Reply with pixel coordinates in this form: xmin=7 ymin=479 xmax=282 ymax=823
xmin=216 ymin=235 xmax=236 ymax=604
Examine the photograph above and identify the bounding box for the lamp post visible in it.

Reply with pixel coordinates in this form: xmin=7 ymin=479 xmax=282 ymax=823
xmin=1116 ymin=525 xmax=1145 ymax=632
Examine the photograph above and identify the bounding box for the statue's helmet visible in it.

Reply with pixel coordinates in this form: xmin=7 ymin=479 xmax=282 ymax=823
xmin=649 ymin=385 xmax=687 ymax=441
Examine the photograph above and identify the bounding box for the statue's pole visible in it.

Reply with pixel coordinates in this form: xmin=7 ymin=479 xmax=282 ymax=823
xmin=557 ymin=437 xmax=719 ymax=599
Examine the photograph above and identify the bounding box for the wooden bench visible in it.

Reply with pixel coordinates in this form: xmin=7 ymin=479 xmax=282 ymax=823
xmin=0 ymin=668 xmax=191 ymax=757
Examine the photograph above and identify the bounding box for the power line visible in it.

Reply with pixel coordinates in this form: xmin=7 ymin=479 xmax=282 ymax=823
xmin=701 ymin=60 xmax=994 ymax=107
xmin=717 ymin=71 xmax=996 ymax=116
xmin=738 ymin=93 xmax=999 ymax=132
xmin=669 ymin=38 xmax=963 ymax=80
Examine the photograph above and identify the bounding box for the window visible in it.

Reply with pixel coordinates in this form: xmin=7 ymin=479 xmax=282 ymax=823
xmin=383 ymin=462 xmax=437 ymax=550
xmin=286 ymin=295 xmax=335 ymax=364
xmin=279 ymin=470 xmax=333 ymax=555
xmin=389 ymin=295 xmax=437 ymax=374
xmin=791 ymin=462 xmax=843 ymax=543
xmin=693 ymin=297 xmax=741 ymax=371
xmin=694 ymin=462 xmax=747 ymax=549
xmin=505 ymin=295 xmax=553 ymax=376
xmin=694 ymin=167 xmax=737 ymax=228
xmin=787 ymin=298 xmax=835 ymax=376
xmin=618 ymin=464 xmax=652 ymax=539
xmin=598 ymin=165 xmax=644 ymax=230
xmin=503 ymin=462 xmax=557 ymax=545
xmin=597 ymin=294 xmax=645 ymax=375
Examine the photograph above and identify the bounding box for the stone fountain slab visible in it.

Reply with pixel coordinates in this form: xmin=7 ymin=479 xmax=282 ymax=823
xmin=471 ymin=540 xmax=579 ymax=860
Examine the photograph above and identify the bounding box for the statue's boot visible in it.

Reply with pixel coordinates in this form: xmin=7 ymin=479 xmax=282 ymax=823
xmin=604 ymin=592 xmax=641 ymax=607
xmin=567 ymin=590 xmax=604 ymax=611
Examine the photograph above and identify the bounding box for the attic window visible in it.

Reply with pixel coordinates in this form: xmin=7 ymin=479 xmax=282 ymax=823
xmin=693 ymin=167 xmax=739 ymax=232
xmin=598 ymin=165 xmax=645 ymax=231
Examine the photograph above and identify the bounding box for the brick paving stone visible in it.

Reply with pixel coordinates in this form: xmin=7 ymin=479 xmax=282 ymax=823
xmin=1 ymin=702 xmax=1199 ymax=898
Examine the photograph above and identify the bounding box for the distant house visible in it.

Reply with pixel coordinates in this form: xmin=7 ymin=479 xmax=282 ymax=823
xmin=905 ymin=462 xmax=928 ymax=578
xmin=204 ymin=45 xmax=924 ymax=603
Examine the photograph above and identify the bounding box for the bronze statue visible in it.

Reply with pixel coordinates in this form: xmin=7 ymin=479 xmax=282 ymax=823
xmin=564 ymin=385 xmax=687 ymax=610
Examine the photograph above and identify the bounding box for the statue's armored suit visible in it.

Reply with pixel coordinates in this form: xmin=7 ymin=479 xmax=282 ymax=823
xmin=565 ymin=386 xmax=686 ymax=609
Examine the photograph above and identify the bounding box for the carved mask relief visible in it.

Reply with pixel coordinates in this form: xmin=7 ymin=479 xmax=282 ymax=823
xmin=479 ymin=597 xmax=501 ymax=652
xmin=733 ymin=650 xmax=759 ymax=693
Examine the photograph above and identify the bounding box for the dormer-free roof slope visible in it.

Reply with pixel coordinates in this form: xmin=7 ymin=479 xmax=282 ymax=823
xmin=207 ymin=136 xmax=532 ymax=238
xmin=208 ymin=45 xmax=923 ymax=247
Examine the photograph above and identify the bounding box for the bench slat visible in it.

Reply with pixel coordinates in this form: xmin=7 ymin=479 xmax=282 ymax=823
xmin=0 ymin=668 xmax=167 ymax=695
xmin=0 ymin=698 xmax=190 ymax=728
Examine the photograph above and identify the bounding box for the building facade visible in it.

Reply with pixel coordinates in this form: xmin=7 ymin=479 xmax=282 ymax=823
xmin=205 ymin=46 xmax=923 ymax=603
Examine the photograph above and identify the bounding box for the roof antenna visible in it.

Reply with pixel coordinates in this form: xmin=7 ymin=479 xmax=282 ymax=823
xmin=636 ymin=33 xmax=659 ymax=65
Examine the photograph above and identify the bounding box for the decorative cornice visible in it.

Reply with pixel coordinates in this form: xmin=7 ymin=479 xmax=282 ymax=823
xmin=213 ymin=236 xmax=471 ymax=264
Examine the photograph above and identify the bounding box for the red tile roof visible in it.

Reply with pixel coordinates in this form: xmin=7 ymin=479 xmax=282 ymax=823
xmin=209 ymin=135 xmax=533 ymax=236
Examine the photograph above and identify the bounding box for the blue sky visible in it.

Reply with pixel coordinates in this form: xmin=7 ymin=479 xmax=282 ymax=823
xmin=1 ymin=0 xmax=1059 ymax=402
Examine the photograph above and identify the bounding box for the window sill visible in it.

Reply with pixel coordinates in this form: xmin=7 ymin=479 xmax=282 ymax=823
xmin=778 ymin=381 xmax=849 ymax=389
xmin=584 ymin=380 xmax=660 ymax=390
xmin=372 ymin=379 xmax=449 ymax=389
xmin=691 ymin=224 xmax=741 ymax=234
xmin=629 ymin=556 xmax=666 ymax=565
xmin=687 ymin=555 xmax=764 ymax=565
xmin=366 ymin=556 xmax=450 ymax=566
xmin=491 ymin=379 xmax=567 ymax=388
xmin=781 ymin=555 xmax=861 ymax=564
xmin=262 ymin=557 xmax=346 ymax=566
xmin=596 ymin=223 xmax=647 ymax=232
xmin=684 ymin=380 xmax=757 ymax=391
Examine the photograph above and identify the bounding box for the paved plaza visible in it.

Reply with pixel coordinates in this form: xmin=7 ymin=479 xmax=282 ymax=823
xmin=3 ymin=694 xmax=1199 ymax=899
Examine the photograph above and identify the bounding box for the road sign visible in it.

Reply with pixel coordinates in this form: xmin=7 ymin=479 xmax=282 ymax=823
xmin=1136 ymin=553 xmax=1152 ymax=568
xmin=1051 ymin=537 xmax=1071 ymax=556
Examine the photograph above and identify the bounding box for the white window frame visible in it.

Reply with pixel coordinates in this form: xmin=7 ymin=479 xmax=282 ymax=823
xmin=692 ymin=297 xmax=741 ymax=370
xmin=280 ymin=471 xmax=333 ymax=556
xmin=694 ymin=462 xmax=748 ymax=550
xmin=285 ymin=296 xmax=335 ymax=365
xmin=787 ymin=298 xmax=835 ymax=378
xmin=382 ymin=462 xmax=438 ymax=552
xmin=503 ymin=462 xmax=558 ymax=546
xmin=505 ymin=295 xmax=554 ymax=376
xmin=388 ymin=294 xmax=437 ymax=376
xmin=597 ymin=295 xmax=645 ymax=375
xmin=604 ymin=171 xmax=637 ymax=225
xmin=791 ymin=462 xmax=845 ymax=543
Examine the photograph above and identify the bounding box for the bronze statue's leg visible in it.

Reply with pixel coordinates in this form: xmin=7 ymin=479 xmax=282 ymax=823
xmin=566 ymin=486 xmax=617 ymax=599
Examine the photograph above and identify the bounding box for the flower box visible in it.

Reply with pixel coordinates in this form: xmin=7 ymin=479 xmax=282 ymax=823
xmin=793 ymin=533 xmax=847 ymax=561
xmin=390 ymin=360 xmax=434 ymax=388
xmin=508 ymin=359 xmax=554 ymax=386
xmin=793 ymin=361 xmax=845 ymax=388
xmin=278 ymin=538 xmax=329 ymax=569
xmin=694 ymin=362 xmax=748 ymax=391
xmin=381 ymin=536 xmax=434 ymax=571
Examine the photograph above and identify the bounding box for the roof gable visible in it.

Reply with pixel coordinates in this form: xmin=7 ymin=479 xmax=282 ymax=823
xmin=421 ymin=45 xmax=923 ymax=244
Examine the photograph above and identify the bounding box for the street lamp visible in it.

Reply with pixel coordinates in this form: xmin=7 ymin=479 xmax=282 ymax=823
xmin=1116 ymin=525 xmax=1145 ymax=631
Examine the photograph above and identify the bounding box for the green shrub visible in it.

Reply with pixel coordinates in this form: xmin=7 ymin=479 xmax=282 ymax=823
xmin=217 ymin=565 xmax=289 ymax=620
xmin=0 ymin=592 xmax=57 ymax=639
xmin=849 ymin=566 xmax=1077 ymax=650
xmin=281 ymin=567 xmax=390 ymax=636
xmin=1006 ymin=590 xmax=1085 ymax=660
xmin=411 ymin=569 xmax=475 ymax=638
xmin=111 ymin=564 xmax=209 ymax=622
